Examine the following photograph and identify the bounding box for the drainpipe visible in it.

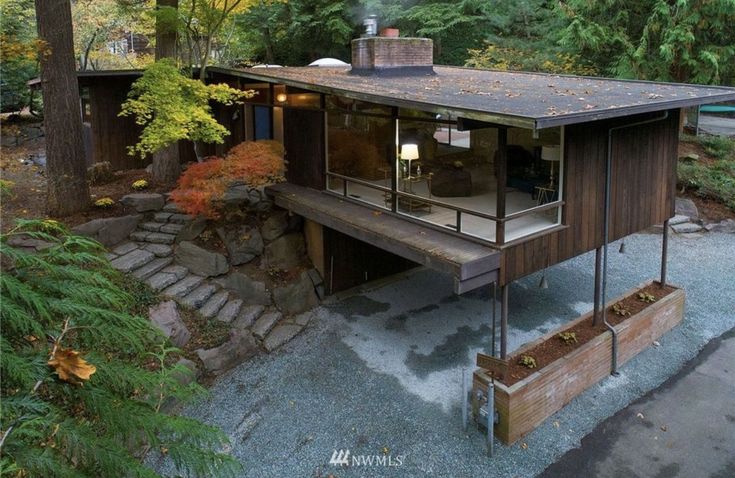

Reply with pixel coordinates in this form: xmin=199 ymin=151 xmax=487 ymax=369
xmin=603 ymin=111 xmax=669 ymax=375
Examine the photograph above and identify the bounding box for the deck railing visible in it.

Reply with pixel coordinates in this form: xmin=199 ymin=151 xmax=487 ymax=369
xmin=325 ymin=171 xmax=563 ymax=246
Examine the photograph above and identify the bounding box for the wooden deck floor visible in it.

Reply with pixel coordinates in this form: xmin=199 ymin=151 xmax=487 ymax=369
xmin=266 ymin=183 xmax=501 ymax=294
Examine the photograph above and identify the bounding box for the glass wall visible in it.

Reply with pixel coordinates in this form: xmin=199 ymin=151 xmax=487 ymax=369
xmin=326 ymin=98 xmax=395 ymax=209
xmin=323 ymin=95 xmax=565 ymax=243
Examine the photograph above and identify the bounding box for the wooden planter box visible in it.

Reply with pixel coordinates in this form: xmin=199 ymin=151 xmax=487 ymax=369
xmin=473 ymin=280 xmax=685 ymax=444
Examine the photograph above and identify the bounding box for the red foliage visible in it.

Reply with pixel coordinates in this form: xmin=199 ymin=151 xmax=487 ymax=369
xmin=170 ymin=141 xmax=285 ymax=219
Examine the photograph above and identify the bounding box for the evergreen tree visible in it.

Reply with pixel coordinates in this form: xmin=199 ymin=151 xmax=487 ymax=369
xmin=0 ymin=219 xmax=241 ymax=477
xmin=559 ymin=0 xmax=735 ymax=84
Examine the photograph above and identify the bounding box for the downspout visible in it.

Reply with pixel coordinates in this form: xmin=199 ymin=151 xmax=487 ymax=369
xmin=603 ymin=110 xmax=669 ymax=375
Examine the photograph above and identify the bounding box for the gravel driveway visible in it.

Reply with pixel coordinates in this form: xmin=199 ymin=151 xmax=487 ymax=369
xmin=154 ymin=231 xmax=735 ymax=477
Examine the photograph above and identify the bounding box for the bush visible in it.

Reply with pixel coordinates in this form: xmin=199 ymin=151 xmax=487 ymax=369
xmin=0 ymin=219 xmax=241 ymax=477
xmin=170 ymin=140 xmax=285 ymax=219
xmin=678 ymin=157 xmax=735 ymax=211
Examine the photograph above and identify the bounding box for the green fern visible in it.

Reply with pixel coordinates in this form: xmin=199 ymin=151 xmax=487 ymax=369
xmin=0 ymin=220 xmax=241 ymax=477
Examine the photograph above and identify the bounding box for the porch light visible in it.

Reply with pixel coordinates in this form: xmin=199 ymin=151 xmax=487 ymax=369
xmin=275 ymin=93 xmax=288 ymax=103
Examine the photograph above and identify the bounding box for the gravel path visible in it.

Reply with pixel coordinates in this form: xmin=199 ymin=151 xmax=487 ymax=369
xmin=154 ymin=232 xmax=735 ymax=477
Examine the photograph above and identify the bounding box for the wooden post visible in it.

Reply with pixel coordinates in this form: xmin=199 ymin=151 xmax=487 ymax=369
xmin=661 ymin=219 xmax=669 ymax=287
xmin=496 ymin=128 xmax=507 ymax=244
xmin=491 ymin=281 xmax=497 ymax=357
xmin=593 ymin=246 xmax=602 ymax=326
xmin=500 ymin=284 xmax=509 ymax=359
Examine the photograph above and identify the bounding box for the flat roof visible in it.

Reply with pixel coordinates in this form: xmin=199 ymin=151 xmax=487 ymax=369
xmin=210 ymin=65 xmax=735 ymax=129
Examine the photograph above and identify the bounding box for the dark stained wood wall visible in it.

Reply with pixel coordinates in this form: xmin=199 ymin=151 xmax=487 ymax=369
xmin=85 ymin=77 xmax=146 ymax=170
xmin=500 ymin=109 xmax=679 ymax=285
xmin=283 ymin=108 xmax=326 ymax=189
xmin=323 ymin=226 xmax=417 ymax=293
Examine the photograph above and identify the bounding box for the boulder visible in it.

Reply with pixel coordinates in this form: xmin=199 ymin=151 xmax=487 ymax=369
xmin=7 ymin=235 xmax=55 ymax=252
xmin=120 ymin=193 xmax=165 ymax=212
xmin=260 ymin=211 xmax=289 ymax=242
xmin=148 ymin=301 xmax=191 ymax=347
xmin=214 ymin=272 xmax=271 ymax=305
xmin=223 ymin=184 xmax=251 ymax=207
xmin=272 ymin=271 xmax=319 ymax=316
xmin=175 ymin=241 xmax=229 ymax=277
xmin=263 ymin=233 xmax=306 ymax=269
xmin=675 ymin=197 xmax=699 ymax=221
xmin=216 ymin=225 xmax=264 ymax=265
xmin=196 ymin=329 xmax=258 ymax=375
xmin=172 ymin=357 xmax=199 ymax=386
xmin=705 ymin=219 xmax=735 ymax=233
xmin=176 ymin=217 xmax=207 ymax=242
xmin=72 ymin=214 xmax=142 ymax=246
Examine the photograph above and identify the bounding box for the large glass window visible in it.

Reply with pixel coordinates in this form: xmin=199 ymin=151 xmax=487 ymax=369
xmin=326 ymin=107 xmax=394 ymax=209
xmin=323 ymin=96 xmax=563 ymax=244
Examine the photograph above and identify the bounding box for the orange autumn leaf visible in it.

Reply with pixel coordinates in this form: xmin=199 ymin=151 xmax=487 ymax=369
xmin=48 ymin=348 xmax=97 ymax=385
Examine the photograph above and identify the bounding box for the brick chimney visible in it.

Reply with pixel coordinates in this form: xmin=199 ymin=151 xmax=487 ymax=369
xmin=350 ymin=37 xmax=434 ymax=76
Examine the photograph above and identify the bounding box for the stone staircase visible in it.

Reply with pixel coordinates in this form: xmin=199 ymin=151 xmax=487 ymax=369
xmin=106 ymin=203 xmax=259 ymax=326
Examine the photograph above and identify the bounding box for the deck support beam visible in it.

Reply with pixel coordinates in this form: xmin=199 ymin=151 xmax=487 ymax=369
xmin=593 ymin=246 xmax=602 ymax=326
xmin=661 ymin=219 xmax=669 ymax=287
xmin=500 ymin=283 xmax=509 ymax=359
xmin=491 ymin=281 xmax=497 ymax=357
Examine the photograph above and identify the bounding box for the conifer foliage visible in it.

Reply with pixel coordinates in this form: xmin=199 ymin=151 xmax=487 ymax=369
xmin=0 ymin=219 xmax=241 ymax=477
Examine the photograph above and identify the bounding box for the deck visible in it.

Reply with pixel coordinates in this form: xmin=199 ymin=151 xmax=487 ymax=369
xmin=266 ymin=183 xmax=501 ymax=294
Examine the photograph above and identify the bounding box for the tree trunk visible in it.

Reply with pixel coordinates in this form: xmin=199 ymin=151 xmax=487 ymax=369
xmin=34 ymin=0 xmax=90 ymax=216
xmin=152 ymin=0 xmax=180 ymax=184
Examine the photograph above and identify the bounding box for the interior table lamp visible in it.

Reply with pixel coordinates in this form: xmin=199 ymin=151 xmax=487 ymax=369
xmin=541 ymin=145 xmax=561 ymax=188
xmin=400 ymin=144 xmax=419 ymax=179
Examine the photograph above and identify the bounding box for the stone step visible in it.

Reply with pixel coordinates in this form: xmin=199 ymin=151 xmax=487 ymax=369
xmin=263 ymin=324 xmax=303 ymax=352
xmin=154 ymin=212 xmax=173 ymax=223
xmin=252 ymin=312 xmax=281 ymax=339
xmin=160 ymin=265 xmax=188 ymax=281
xmin=131 ymin=257 xmax=173 ymax=280
xmin=168 ymin=213 xmax=194 ymax=225
xmin=143 ymin=243 xmax=173 ymax=257
xmin=110 ymin=249 xmax=155 ymax=273
xmin=671 ymin=222 xmax=703 ymax=234
xmin=130 ymin=231 xmax=177 ymax=245
xmin=199 ymin=290 xmax=230 ymax=318
xmin=140 ymin=221 xmax=166 ymax=232
xmin=112 ymin=242 xmax=138 ymax=256
xmin=180 ymin=283 xmax=218 ymax=309
xmin=216 ymin=299 xmax=243 ymax=323
xmin=160 ymin=223 xmax=183 ymax=235
xmin=163 ymin=202 xmax=183 ymax=213
xmin=146 ymin=270 xmax=181 ymax=291
xmin=162 ymin=274 xmax=205 ymax=299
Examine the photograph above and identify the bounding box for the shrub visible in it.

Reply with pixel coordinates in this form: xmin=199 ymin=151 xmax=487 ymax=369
xmin=170 ymin=140 xmax=285 ymax=219
xmin=132 ymin=179 xmax=149 ymax=191
xmin=94 ymin=197 xmax=115 ymax=208
xmin=678 ymin=157 xmax=735 ymax=211
xmin=0 ymin=219 xmax=241 ymax=477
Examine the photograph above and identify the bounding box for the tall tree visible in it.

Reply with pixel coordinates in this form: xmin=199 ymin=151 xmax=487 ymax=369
xmin=151 ymin=0 xmax=181 ymax=183
xmin=34 ymin=0 xmax=90 ymax=216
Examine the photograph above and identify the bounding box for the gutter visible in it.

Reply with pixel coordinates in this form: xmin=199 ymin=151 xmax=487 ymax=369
xmin=602 ymin=110 xmax=670 ymax=375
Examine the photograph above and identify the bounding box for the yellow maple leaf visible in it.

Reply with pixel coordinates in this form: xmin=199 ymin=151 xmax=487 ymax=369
xmin=48 ymin=348 xmax=97 ymax=385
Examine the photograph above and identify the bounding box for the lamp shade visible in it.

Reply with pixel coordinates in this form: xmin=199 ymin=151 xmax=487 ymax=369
xmin=400 ymin=144 xmax=419 ymax=160
xmin=541 ymin=145 xmax=560 ymax=162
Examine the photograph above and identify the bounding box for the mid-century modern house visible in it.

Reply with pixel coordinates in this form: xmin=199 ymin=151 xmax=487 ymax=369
xmin=78 ymin=36 xmax=735 ymax=362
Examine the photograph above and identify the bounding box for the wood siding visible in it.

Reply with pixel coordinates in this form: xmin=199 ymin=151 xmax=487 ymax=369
xmin=85 ymin=77 xmax=145 ymax=170
xmin=500 ymin=109 xmax=679 ymax=285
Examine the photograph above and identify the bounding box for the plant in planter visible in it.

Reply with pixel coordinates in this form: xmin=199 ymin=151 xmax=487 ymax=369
xmin=612 ymin=302 xmax=631 ymax=316
xmin=518 ymin=355 xmax=537 ymax=369
xmin=638 ymin=291 xmax=657 ymax=303
xmin=558 ymin=332 xmax=578 ymax=344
